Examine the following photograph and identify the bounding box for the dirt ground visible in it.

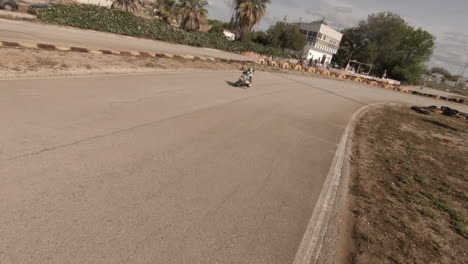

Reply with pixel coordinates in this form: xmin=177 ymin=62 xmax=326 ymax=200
xmin=345 ymin=106 xmax=468 ymax=263
xmin=0 ymin=47 xmax=251 ymax=78
xmin=0 ymin=47 xmax=336 ymax=79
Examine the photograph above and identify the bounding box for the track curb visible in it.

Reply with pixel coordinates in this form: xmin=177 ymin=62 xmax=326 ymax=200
xmin=293 ymin=103 xmax=383 ymax=264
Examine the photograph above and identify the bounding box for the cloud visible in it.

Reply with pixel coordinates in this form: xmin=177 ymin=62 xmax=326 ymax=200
xmin=207 ymin=0 xmax=230 ymax=8
xmin=430 ymin=31 xmax=468 ymax=74
xmin=305 ymin=4 xmax=358 ymax=29
xmin=334 ymin=6 xmax=352 ymax=14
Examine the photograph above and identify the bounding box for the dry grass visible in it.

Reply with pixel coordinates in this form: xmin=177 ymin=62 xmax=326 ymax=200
xmin=346 ymin=106 xmax=468 ymax=264
xmin=0 ymin=47 xmax=249 ymax=78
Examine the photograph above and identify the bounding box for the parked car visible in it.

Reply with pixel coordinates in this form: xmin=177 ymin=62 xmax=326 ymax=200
xmin=28 ymin=2 xmax=54 ymax=14
xmin=0 ymin=0 xmax=18 ymax=11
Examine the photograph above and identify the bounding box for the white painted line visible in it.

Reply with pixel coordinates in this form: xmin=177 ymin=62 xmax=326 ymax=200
xmin=293 ymin=103 xmax=377 ymax=264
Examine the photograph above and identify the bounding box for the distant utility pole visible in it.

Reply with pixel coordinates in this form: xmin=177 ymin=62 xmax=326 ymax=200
xmin=456 ymin=62 xmax=467 ymax=84
xmin=457 ymin=62 xmax=467 ymax=76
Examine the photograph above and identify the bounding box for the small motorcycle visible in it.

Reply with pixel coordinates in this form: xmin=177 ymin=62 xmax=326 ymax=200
xmin=235 ymin=74 xmax=252 ymax=88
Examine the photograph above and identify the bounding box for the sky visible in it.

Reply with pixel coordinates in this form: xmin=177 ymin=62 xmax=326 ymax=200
xmin=206 ymin=0 xmax=468 ymax=75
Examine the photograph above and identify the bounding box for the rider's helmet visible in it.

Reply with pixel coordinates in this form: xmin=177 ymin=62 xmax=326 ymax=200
xmin=247 ymin=66 xmax=255 ymax=74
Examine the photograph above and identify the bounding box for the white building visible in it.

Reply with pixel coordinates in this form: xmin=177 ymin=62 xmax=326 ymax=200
xmin=456 ymin=76 xmax=468 ymax=86
xmin=297 ymin=23 xmax=342 ymax=65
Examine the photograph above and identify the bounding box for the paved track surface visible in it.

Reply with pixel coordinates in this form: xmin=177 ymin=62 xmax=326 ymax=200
xmin=0 ymin=19 xmax=253 ymax=61
xmin=1 ymin=71 xmax=466 ymax=264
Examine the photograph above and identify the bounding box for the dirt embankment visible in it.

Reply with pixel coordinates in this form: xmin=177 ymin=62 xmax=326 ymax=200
xmin=0 ymin=47 xmax=332 ymax=79
xmin=0 ymin=47 xmax=251 ymax=78
xmin=344 ymin=106 xmax=467 ymax=263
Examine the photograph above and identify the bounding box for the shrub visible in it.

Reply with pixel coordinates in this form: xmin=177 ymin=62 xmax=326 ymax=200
xmin=37 ymin=4 xmax=286 ymax=57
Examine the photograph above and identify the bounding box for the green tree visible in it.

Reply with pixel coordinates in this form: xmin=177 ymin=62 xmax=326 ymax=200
xmin=154 ymin=0 xmax=181 ymax=24
xmin=111 ymin=0 xmax=141 ymax=13
xmin=234 ymin=0 xmax=272 ymax=41
xmin=208 ymin=19 xmax=231 ymax=29
xmin=208 ymin=24 xmax=224 ymax=35
xmin=332 ymin=12 xmax=435 ymax=84
xmin=251 ymin=31 xmax=271 ymax=46
xmin=332 ymin=27 xmax=368 ymax=67
xmin=430 ymin=67 xmax=451 ymax=77
xmin=179 ymin=0 xmax=208 ymax=31
xmin=266 ymin=22 xmax=306 ymax=51
xmin=456 ymin=82 xmax=465 ymax=89
xmin=312 ymin=18 xmax=327 ymax=25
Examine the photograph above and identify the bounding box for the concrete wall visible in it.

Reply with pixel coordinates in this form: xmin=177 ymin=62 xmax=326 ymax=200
xmin=302 ymin=48 xmax=332 ymax=64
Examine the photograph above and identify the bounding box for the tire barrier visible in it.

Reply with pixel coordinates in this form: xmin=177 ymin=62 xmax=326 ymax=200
xmin=279 ymin=62 xmax=290 ymax=69
xmin=294 ymin=65 xmax=302 ymax=71
xmin=411 ymin=106 xmax=468 ymax=119
xmin=400 ymin=88 xmax=410 ymax=93
xmin=338 ymin=73 xmax=347 ymax=79
xmin=270 ymin=61 xmax=278 ymax=67
xmin=369 ymin=81 xmax=378 ymax=86
xmin=322 ymin=70 xmax=331 ymax=76
xmin=307 ymin=67 xmax=316 ymax=73
xmin=354 ymin=77 xmax=362 ymax=83
xmin=384 ymin=84 xmax=394 ymax=89
xmin=258 ymin=58 xmax=266 ymax=65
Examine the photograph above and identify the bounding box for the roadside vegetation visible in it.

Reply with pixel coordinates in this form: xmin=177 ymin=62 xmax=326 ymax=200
xmin=30 ymin=0 xmax=452 ymax=87
xmin=424 ymin=67 xmax=467 ymax=97
xmin=37 ymin=4 xmax=287 ymax=57
xmin=347 ymin=106 xmax=467 ymax=263
xmin=424 ymin=80 xmax=467 ymax=97
xmin=333 ymin=12 xmax=435 ymax=85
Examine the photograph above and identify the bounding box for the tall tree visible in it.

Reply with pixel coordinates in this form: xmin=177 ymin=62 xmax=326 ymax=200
xmin=111 ymin=0 xmax=141 ymax=13
xmin=234 ymin=0 xmax=271 ymax=41
xmin=266 ymin=22 xmax=306 ymax=51
xmin=430 ymin=67 xmax=451 ymax=77
xmin=332 ymin=12 xmax=435 ymax=84
xmin=154 ymin=0 xmax=181 ymax=25
xmin=179 ymin=0 xmax=208 ymax=31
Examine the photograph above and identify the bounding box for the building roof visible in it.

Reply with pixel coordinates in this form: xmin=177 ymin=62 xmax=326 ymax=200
xmin=298 ymin=22 xmax=343 ymax=41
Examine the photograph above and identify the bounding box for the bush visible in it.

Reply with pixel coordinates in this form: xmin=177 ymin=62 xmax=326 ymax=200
xmin=208 ymin=24 xmax=224 ymax=35
xmin=37 ymin=4 xmax=286 ymax=57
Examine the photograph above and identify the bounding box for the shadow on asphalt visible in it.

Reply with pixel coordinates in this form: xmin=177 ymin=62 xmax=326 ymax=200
xmin=225 ymin=81 xmax=250 ymax=90
xmin=225 ymin=81 xmax=237 ymax=87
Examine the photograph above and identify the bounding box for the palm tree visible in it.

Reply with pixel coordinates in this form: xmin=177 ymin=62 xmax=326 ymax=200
xmin=111 ymin=0 xmax=141 ymax=13
xmin=154 ymin=0 xmax=181 ymax=25
xmin=179 ymin=0 xmax=208 ymax=31
xmin=234 ymin=0 xmax=271 ymax=41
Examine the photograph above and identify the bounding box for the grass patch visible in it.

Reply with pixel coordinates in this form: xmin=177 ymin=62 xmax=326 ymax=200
xmin=348 ymin=106 xmax=468 ymax=263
